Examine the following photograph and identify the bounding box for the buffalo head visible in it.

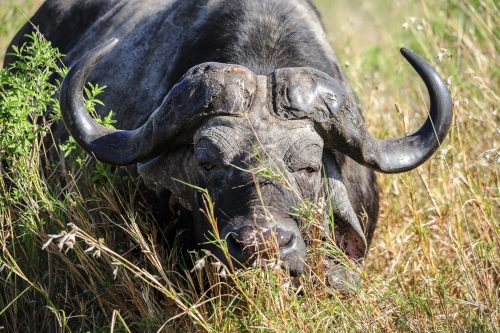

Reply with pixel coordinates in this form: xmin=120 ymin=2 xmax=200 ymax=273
xmin=60 ymin=39 xmax=452 ymax=281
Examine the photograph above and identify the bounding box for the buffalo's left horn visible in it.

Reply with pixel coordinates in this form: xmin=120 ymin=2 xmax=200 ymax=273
xmin=60 ymin=39 xmax=257 ymax=165
xmin=272 ymin=48 xmax=453 ymax=173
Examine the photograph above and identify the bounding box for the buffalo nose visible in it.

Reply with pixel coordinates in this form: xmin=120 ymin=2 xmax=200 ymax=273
xmin=232 ymin=226 xmax=296 ymax=261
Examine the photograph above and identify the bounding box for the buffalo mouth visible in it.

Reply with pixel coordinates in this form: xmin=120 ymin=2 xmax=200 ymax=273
xmin=204 ymin=217 xmax=308 ymax=277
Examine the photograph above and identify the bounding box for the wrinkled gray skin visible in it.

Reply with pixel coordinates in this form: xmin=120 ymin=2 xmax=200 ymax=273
xmin=6 ymin=0 xmax=451 ymax=288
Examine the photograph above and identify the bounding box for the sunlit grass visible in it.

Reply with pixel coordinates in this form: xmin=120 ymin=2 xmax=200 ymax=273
xmin=1 ymin=0 xmax=498 ymax=332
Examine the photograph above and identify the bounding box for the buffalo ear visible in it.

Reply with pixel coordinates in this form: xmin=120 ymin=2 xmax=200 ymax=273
xmin=137 ymin=148 xmax=196 ymax=210
xmin=322 ymin=151 xmax=367 ymax=259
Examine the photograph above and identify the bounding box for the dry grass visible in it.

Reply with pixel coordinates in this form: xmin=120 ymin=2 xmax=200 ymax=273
xmin=0 ymin=0 xmax=498 ymax=332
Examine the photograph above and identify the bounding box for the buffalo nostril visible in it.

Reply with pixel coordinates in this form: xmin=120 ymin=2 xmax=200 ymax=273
xmin=278 ymin=229 xmax=295 ymax=247
xmin=276 ymin=228 xmax=294 ymax=248
xmin=233 ymin=226 xmax=296 ymax=251
xmin=277 ymin=230 xmax=300 ymax=259
xmin=235 ymin=226 xmax=259 ymax=247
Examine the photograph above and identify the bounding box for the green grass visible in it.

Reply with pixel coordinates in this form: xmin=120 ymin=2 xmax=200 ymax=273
xmin=1 ymin=0 xmax=498 ymax=332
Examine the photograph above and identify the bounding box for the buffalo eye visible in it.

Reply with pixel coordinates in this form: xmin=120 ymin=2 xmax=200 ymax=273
xmin=199 ymin=161 xmax=216 ymax=172
xmin=304 ymin=166 xmax=317 ymax=174
xmin=302 ymin=163 xmax=320 ymax=174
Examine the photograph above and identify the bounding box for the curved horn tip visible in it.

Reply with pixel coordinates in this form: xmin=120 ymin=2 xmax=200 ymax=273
xmin=107 ymin=38 xmax=120 ymax=47
xmin=85 ymin=38 xmax=120 ymax=62
xmin=399 ymin=47 xmax=437 ymax=74
xmin=400 ymin=47 xmax=411 ymax=56
xmin=99 ymin=38 xmax=120 ymax=54
xmin=400 ymin=47 xmax=421 ymax=64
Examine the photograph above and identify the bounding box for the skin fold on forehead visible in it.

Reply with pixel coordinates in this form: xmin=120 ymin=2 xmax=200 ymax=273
xmin=193 ymin=116 xmax=324 ymax=166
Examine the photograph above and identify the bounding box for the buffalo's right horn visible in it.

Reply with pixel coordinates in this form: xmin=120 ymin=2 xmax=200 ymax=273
xmin=60 ymin=39 xmax=258 ymax=165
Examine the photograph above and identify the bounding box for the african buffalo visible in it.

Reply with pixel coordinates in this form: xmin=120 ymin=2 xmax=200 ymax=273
xmin=6 ymin=0 xmax=452 ymax=288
